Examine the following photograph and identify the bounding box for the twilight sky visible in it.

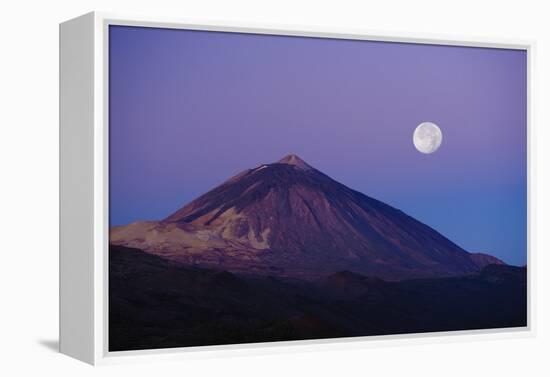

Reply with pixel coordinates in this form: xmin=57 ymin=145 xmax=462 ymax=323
xmin=109 ymin=25 xmax=527 ymax=265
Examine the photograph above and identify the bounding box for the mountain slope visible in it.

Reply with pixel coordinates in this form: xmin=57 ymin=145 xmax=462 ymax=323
xmin=109 ymin=245 xmax=525 ymax=351
xmin=110 ymin=154 xmax=503 ymax=280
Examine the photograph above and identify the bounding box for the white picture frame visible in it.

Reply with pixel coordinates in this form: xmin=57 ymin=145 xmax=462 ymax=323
xmin=59 ymin=11 xmax=535 ymax=365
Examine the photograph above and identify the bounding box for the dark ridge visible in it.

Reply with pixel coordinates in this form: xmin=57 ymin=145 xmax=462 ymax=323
xmin=109 ymin=245 xmax=527 ymax=351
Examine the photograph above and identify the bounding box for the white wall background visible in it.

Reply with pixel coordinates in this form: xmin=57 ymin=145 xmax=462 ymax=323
xmin=1 ymin=0 xmax=548 ymax=375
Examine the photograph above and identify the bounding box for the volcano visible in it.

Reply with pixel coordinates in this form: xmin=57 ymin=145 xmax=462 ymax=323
xmin=110 ymin=154 xmax=503 ymax=280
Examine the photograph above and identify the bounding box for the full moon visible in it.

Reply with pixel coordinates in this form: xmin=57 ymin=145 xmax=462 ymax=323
xmin=413 ymin=122 xmax=442 ymax=154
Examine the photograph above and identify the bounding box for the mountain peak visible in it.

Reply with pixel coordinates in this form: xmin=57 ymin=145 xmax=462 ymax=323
xmin=113 ymin=155 xmax=493 ymax=280
xmin=277 ymin=154 xmax=312 ymax=170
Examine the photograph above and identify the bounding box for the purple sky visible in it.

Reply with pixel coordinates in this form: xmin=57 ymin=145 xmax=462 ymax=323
xmin=109 ymin=25 xmax=527 ymax=265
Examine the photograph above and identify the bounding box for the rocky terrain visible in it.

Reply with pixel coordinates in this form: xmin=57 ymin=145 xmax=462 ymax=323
xmin=109 ymin=245 xmax=526 ymax=351
xmin=111 ymin=154 xmax=503 ymax=280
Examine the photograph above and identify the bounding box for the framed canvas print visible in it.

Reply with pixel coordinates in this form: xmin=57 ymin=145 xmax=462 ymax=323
xmin=59 ymin=12 xmax=533 ymax=365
